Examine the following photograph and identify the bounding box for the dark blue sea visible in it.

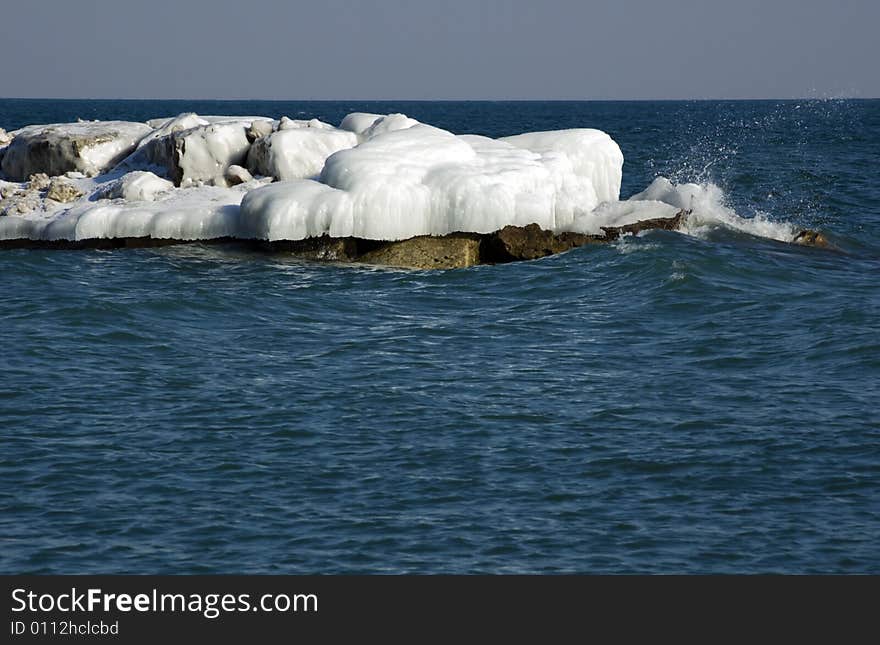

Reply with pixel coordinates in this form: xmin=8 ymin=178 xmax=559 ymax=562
xmin=1 ymin=99 xmax=878 ymax=573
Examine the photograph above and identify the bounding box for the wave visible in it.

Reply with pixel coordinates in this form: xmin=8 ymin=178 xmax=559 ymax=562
xmin=626 ymin=176 xmax=798 ymax=243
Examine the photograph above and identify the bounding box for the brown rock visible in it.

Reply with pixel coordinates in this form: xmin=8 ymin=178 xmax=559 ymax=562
xmin=483 ymin=223 xmax=600 ymax=262
xmin=793 ymin=229 xmax=831 ymax=249
xmin=0 ymin=209 xmax=689 ymax=267
xmin=264 ymin=235 xmax=360 ymax=262
xmin=601 ymin=210 xmax=687 ymax=240
xmin=483 ymin=210 xmax=687 ymax=263
xmin=28 ymin=173 xmax=51 ymax=190
xmin=46 ymin=178 xmax=83 ymax=203
xmin=357 ymin=234 xmax=482 ymax=269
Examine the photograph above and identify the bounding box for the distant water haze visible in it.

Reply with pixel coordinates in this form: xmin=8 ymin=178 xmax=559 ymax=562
xmin=1 ymin=0 xmax=877 ymax=100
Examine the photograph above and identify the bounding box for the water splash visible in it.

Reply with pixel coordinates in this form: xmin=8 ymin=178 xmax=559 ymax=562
xmin=628 ymin=176 xmax=798 ymax=242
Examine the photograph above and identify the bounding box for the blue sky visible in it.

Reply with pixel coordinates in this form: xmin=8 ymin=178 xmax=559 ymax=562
xmin=1 ymin=0 xmax=877 ymax=99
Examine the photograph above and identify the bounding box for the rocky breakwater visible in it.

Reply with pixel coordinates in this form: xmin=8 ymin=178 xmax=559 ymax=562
xmin=0 ymin=112 xmax=834 ymax=267
xmin=262 ymin=211 xmax=689 ymax=269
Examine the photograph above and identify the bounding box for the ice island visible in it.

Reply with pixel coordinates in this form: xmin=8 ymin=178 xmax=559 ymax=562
xmin=0 ymin=113 xmax=827 ymax=268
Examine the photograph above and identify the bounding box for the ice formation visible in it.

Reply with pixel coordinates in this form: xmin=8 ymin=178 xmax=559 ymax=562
xmin=239 ymin=123 xmax=625 ymax=241
xmin=0 ymin=111 xmax=798 ymax=245
xmin=2 ymin=121 xmax=152 ymax=180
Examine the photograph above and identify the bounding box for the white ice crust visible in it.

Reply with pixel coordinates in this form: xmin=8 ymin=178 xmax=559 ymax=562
xmin=338 ymin=113 xmax=385 ymax=135
xmin=0 ymin=111 xmax=796 ymax=245
xmin=239 ymin=122 xmax=623 ymax=240
xmin=96 ymin=171 xmax=175 ymax=202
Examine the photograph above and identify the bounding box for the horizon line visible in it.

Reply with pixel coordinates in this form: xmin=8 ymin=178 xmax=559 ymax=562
xmin=0 ymin=96 xmax=876 ymax=103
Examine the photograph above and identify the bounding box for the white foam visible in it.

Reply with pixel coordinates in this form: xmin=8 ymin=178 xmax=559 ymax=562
xmin=575 ymin=199 xmax=680 ymax=235
xmin=629 ymin=177 xmax=797 ymax=242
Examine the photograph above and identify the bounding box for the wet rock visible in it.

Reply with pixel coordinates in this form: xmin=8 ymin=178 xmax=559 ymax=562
xmin=1 ymin=121 xmax=153 ymax=180
xmin=600 ymin=210 xmax=687 ymax=240
xmin=793 ymin=229 xmax=831 ymax=249
xmin=264 ymin=235 xmax=360 ymax=262
xmin=356 ymin=234 xmax=482 ymax=269
xmin=263 ymin=210 xmax=688 ymax=269
xmin=484 ymin=223 xmax=601 ymax=262
xmin=263 ymin=234 xmax=483 ymax=268
xmin=482 ymin=210 xmax=687 ymax=263
xmin=46 ymin=178 xmax=83 ymax=203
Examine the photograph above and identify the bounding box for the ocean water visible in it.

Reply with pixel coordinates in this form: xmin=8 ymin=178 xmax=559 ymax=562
xmin=1 ymin=99 xmax=878 ymax=573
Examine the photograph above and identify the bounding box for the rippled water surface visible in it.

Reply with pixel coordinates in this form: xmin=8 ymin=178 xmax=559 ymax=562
xmin=1 ymin=100 xmax=878 ymax=572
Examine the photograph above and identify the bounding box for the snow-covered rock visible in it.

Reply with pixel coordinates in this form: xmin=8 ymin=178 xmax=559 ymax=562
xmin=500 ymin=129 xmax=623 ymax=205
xmin=339 ymin=113 xmax=384 ymax=135
xmin=246 ymin=127 xmax=357 ymax=181
xmin=225 ymin=165 xmax=253 ymax=186
xmin=114 ymin=113 xmax=208 ymax=176
xmin=360 ymin=114 xmax=419 ymax=141
xmin=117 ymin=118 xmax=251 ymax=187
xmin=0 ymin=186 xmax=44 ymax=216
xmin=173 ymin=123 xmax=251 ymax=187
xmin=0 ymin=185 xmax=244 ymax=240
xmin=238 ymin=122 xmax=624 ymax=241
xmin=1 ymin=111 xmax=637 ymax=245
xmin=278 ymin=117 xmax=335 ymax=131
xmin=1 ymin=121 xmax=153 ymax=181
xmin=338 ymin=113 xmax=419 ymax=142
xmin=0 ymin=128 xmax=14 ymax=169
xmin=246 ymin=120 xmax=273 ymax=142
xmin=95 ymin=171 xmax=174 ymax=202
